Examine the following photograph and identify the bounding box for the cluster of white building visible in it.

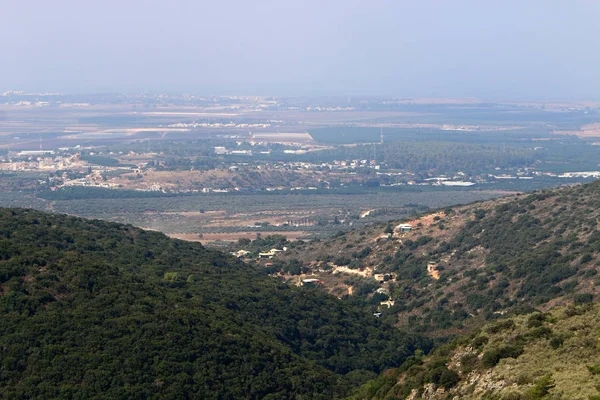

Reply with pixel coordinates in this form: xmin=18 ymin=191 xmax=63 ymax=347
xmin=170 ymin=122 xmax=271 ymax=129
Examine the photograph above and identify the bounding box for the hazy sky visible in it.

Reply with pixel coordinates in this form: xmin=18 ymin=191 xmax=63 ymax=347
xmin=2 ymin=0 xmax=599 ymax=99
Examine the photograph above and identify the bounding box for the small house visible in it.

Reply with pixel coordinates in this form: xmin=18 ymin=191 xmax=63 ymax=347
xmin=395 ymin=223 xmax=413 ymax=233
xmin=258 ymin=248 xmax=284 ymax=259
xmin=374 ymin=273 xmax=391 ymax=283
xmin=231 ymin=249 xmax=251 ymax=258
xmin=259 ymin=251 xmax=274 ymax=259
xmin=427 ymin=261 xmax=437 ymax=273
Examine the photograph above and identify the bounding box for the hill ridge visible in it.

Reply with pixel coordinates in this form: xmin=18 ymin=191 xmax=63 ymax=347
xmin=349 ymin=303 xmax=600 ymax=399
xmin=0 ymin=208 xmax=430 ymax=399
xmin=274 ymin=182 xmax=600 ymax=336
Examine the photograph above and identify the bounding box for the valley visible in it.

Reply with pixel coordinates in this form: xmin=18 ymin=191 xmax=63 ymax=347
xmin=2 ymin=93 xmax=600 ymax=399
xmin=2 ymin=178 xmax=600 ymax=399
xmin=2 ymin=93 xmax=600 ymax=245
xmin=244 ymin=182 xmax=600 ymax=338
xmin=5 ymin=1 xmax=600 ymax=398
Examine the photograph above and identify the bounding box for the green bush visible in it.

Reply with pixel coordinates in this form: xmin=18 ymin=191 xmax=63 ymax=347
xmin=472 ymin=335 xmax=489 ymax=349
xmin=588 ymin=365 xmax=600 ymax=375
xmin=482 ymin=345 xmax=524 ymax=367
xmin=425 ymin=365 xmax=460 ymax=390
xmin=439 ymin=368 xmax=460 ymax=389
xmin=516 ymin=373 xmax=532 ymax=385
xmin=334 ymin=256 xmax=351 ymax=266
xmin=527 ymin=326 xmax=553 ymax=340
xmin=575 ymin=293 xmax=594 ymax=305
xmin=549 ymin=336 xmax=564 ymax=349
xmin=487 ymin=319 xmax=516 ymax=334
xmin=460 ymin=353 xmax=478 ymax=374
xmin=526 ymin=313 xmax=546 ymax=328
xmin=525 ymin=374 xmax=555 ymax=399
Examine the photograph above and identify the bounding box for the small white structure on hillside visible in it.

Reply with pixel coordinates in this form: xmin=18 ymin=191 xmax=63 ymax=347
xmin=258 ymin=248 xmax=284 ymax=259
xmin=231 ymin=250 xmax=251 ymax=258
xmin=380 ymin=300 xmax=395 ymax=308
xmin=395 ymin=223 xmax=413 ymax=233
xmin=301 ymin=278 xmax=321 ymax=286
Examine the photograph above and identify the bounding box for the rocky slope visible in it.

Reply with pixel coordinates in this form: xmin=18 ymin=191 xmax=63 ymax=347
xmin=277 ymin=182 xmax=600 ymax=335
xmin=349 ymin=303 xmax=600 ymax=399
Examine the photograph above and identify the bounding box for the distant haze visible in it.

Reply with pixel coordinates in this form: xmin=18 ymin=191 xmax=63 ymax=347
xmin=2 ymin=0 xmax=600 ymax=99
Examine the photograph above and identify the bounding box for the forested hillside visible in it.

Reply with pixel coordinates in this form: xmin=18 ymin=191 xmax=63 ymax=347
xmin=4 ymin=180 xmax=600 ymax=399
xmin=279 ymin=181 xmax=600 ymax=336
xmin=0 ymin=209 xmax=430 ymax=399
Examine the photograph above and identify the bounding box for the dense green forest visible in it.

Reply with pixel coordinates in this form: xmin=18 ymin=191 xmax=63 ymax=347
xmin=0 ymin=209 xmax=431 ymax=399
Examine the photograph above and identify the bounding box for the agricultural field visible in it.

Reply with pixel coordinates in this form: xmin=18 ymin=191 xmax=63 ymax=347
xmin=0 ymin=186 xmax=510 ymax=245
xmin=2 ymin=94 xmax=600 ymax=246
